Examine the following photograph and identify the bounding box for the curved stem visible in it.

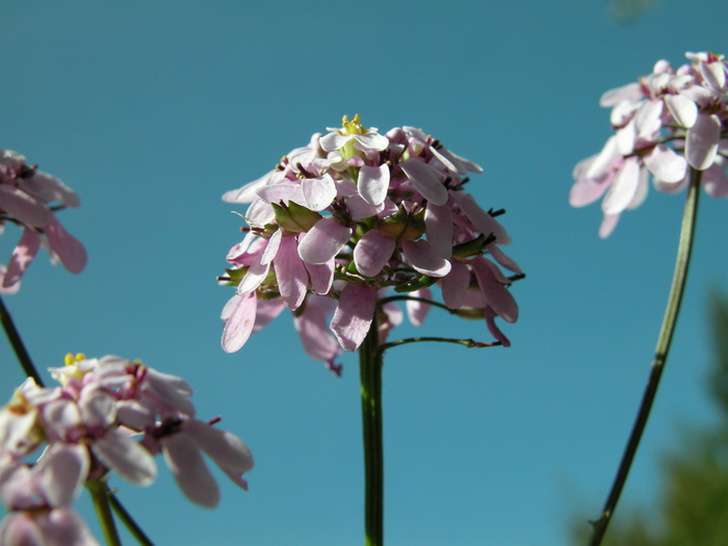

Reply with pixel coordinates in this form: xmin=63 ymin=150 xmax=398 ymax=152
xmin=0 ymin=296 xmax=44 ymax=386
xmin=589 ymin=167 xmax=702 ymax=546
xmin=377 ymin=296 xmax=484 ymax=319
xmin=109 ymin=490 xmax=154 ymax=545
xmin=379 ymin=336 xmax=501 ymax=354
xmin=88 ymin=480 xmax=122 ymax=546
xmin=359 ymin=314 xmax=383 ymax=546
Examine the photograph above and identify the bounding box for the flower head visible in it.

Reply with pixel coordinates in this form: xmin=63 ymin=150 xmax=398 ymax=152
xmin=570 ymin=52 xmax=728 ymax=237
xmin=0 ymin=150 xmax=87 ymax=291
xmin=219 ymin=115 xmax=523 ymax=371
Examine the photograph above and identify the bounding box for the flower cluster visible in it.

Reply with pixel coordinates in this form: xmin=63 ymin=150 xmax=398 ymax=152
xmin=570 ymin=51 xmax=728 ymax=237
xmin=219 ymin=115 xmax=522 ymax=373
xmin=0 ymin=150 xmax=87 ymax=292
xmin=0 ymin=353 xmax=253 ymax=544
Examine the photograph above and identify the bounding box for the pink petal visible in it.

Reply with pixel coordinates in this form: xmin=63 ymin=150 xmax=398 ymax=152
xmin=569 ymin=178 xmax=610 ymax=207
xmin=357 ymin=165 xmax=390 ymax=206
xmin=222 ymin=172 xmax=271 ymax=204
xmin=488 ymin=245 xmax=523 ymax=274
xmin=162 ymin=433 xmax=219 ymax=508
xmin=236 ymin=257 xmax=270 ymax=294
xmin=644 ymin=145 xmax=687 ymax=184
xmin=260 ymin=229 xmax=282 ymax=265
xmin=245 ymin=199 xmax=275 ymax=227
xmin=302 ymin=174 xmax=337 ymax=211
xmin=346 ymin=194 xmax=384 ymax=221
xmin=406 ymin=288 xmax=431 ymax=326
xmin=602 ymin=158 xmax=640 ymax=215
xmin=0 ymin=514 xmax=44 ymax=546
xmin=627 ymin=159 xmax=649 ymax=209
xmin=253 ymin=298 xmax=286 ymax=331
xmin=37 ymin=444 xmax=89 ymax=507
xmin=319 ymin=132 xmax=351 ymax=152
xmin=471 ymin=257 xmax=518 ymax=323
xmin=273 ymin=235 xmax=308 ymax=310
xmin=22 ymin=172 xmax=80 ymax=208
xmin=399 ymin=159 xmax=448 ymax=205
xmin=703 ymin=159 xmax=728 ymax=197
xmin=294 ymin=295 xmax=341 ymax=362
xmin=700 ymin=61 xmax=726 ymax=93
xmin=485 ymin=308 xmax=511 ymax=348
xmin=44 ymin=218 xmax=87 ymax=274
xmin=425 ymin=202 xmax=452 ymax=258
xmin=92 ymin=429 xmax=156 ymax=486
xmin=256 ymin=181 xmax=305 ymax=206
xmin=297 ymin=218 xmax=352 ymax=265
xmin=226 ymin=231 xmax=256 ymax=262
xmin=353 ymin=230 xmax=395 ymax=277
xmin=635 ymin=100 xmax=663 ymax=140
xmin=221 ymin=292 xmax=257 ymax=353
xmin=329 ymin=283 xmax=377 ymax=351
xmin=4 ymin=229 xmax=40 ymax=288
xmin=0 ymin=187 xmax=50 ymax=227
xmin=664 ymin=95 xmax=697 ymax=128
xmin=686 ymin=113 xmax=721 ymax=170
xmin=452 ymin=192 xmax=511 ymax=244
xmin=353 ymin=132 xmax=389 ymax=152
xmin=599 ymin=214 xmax=620 ymax=239
xmin=401 ymin=239 xmax=451 ymax=277
xmin=439 ymin=261 xmax=470 ymax=308
xmin=585 ymin=137 xmax=620 ymax=179
xmin=184 ymin=419 xmax=253 ymax=477
xmin=37 ymin=509 xmax=98 ymax=546
xmin=305 ymin=259 xmax=335 ymax=295
xmin=599 ymin=82 xmax=642 ymax=107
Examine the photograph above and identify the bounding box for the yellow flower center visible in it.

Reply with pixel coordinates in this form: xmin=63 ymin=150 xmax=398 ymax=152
xmin=64 ymin=352 xmax=87 ymax=366
xmin=341 ymin=113 xmax=366 ymax=135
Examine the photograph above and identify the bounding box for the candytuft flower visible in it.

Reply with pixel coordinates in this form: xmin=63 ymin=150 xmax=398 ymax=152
xmin=0 ymin=150 xmax=87 ymax=290
xmin=0 ymin=353 xmax=254 ymax=543
xmin=219 ymin=115 xmax=523 ymax=371
xmin=570 ymin=52 xmax=728 ymax=237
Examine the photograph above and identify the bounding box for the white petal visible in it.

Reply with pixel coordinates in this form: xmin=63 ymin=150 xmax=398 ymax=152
xmin=357 ymin=165 xmax=390 ymax=206
xmin=400 ymin=159 xmax=448 ymax=205
xmin=92 ymin=430 xmax=156 ymax=486
xmin=602 ymin=158 xmax=641 ymax=215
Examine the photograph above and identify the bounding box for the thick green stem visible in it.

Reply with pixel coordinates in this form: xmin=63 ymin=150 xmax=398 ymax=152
xmin=88 ymin=480 xmax=122 ymax=546
xmin=360 ymin=313 xmax=383 ymax=546
xmin=589 ymin=168 xmax=702 ymax=546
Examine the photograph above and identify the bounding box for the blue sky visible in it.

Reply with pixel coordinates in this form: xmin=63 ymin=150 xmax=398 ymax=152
xmin=2 ymin=1 xmax=727 ymax=544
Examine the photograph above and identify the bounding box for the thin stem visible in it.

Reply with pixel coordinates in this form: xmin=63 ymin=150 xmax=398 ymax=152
xmin=109 ymin=490 xmax=154 ymax=545
xmin=359 ymin=314 xmax=383 ymax=546
xmin=376 ymin=296 xmax=484 ymax=319
xmin=379 ymin=336 xmax=501 ymax=354
xmin=88 ymin=480 xmax=122 ymax=546
xmin=0 ymin=296 xmax=152 ymax=545
xmin=588 ymin=167 xmax=702 ymax=546
xmin=0 ymin=296 xmax=44 ymax=385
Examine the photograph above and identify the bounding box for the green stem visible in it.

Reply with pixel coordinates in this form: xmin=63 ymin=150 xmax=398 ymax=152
xmin=109 ymin=490 xmax=154 ymax=545
xmin=379 ymin=336 xmax=501 ymax=354
xmin=360 ymin=313 xmax=383 ymax=546
xmin=0 ymin=296 xmax=44 ymax=386
xmin=88 ymin=480 xmax=122 ymax=546
xmin=589 ymin=167 xmax=702 ymax=546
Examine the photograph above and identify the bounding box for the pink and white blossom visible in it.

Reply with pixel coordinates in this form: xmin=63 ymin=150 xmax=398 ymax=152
xmin=220 ymin=115 xmax=524 ymax=371
xmin=570 ymin=51 xmax=728 ymax=237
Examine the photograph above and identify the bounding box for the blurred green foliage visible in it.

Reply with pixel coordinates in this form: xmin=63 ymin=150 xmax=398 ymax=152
xmin=609 ymin=0 xmax=658 ymax=22
xmin=571 ymin=292 xmax=728 ymax=546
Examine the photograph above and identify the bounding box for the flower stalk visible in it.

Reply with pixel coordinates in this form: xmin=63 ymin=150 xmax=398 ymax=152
xmin=88 ymin=480 xmax=122 ymax=546
xmin=359 ymin=312 xmax=384 ymax=546
xmin=589 ymin=167 xmax=702 ymax=545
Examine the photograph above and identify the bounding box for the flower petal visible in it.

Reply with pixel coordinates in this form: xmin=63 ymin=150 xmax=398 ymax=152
xmin=162 ymin=433 xmax=219 ymax=508
xmin=599 ymin=214 xmax=620 ymax=239
xmin=401 ymin=239 xmax=452 ymax=278
xmin=357 ymin=165 xmax=390 ymax=206
xmin=602 ymin=158 xmax=640 ymax=215
xmin=425 ymin=202 xmax=452 ymax=258
xmin=221 ymin=292 xmax=257 ymax=353
xmin=452 ymin=192 xmax=510 ymax=244
xmin=273 ymin=235 xmax=308 ymax=310
xmin=353 ymin=230 xmax=395 ymax=277
xmin=304 ymin=259 xmax=335 ymax=295
xmin=400 ymin=159 xmax=448 ymax=205
xmin=44 ymin=218 xmax=87 ymax=274
xmin=664 ymin=94 xmax=697 ymax=128
xmin=440 ymin=261 xmax=470 ymax=308
xmin=297 ymin=218 xmax=352 ymax=265
xmin=0 ymin=187 xmax=50 ymax=227
xmin=222 ymin=172 xmax=271 ymax=204
xmin=471 ymin=258 xmax=518 ymax=323
xmin=302 ymin=174 xmax=337 ymax=211
xmin=37 ymin=444 xmax=89 ymax=507
xmin=260 ymin=229 xmax=282 ymax=266
xmin=293 ymin=295 xmax=341 ymax=363
xmin=4 ymin=229 xmax=41 ymax=288
xmin=686 ymin=113 xmax=721 ymax=170
xmin=406 ymin=288 xmax=431 ymax=326
xmin=330 ymin=283 xmax=377 ymax=351
xmin=92 ymin=429 xmax=156 ymax=486
xmin=644 ymin=145 xmax=687 ymax=184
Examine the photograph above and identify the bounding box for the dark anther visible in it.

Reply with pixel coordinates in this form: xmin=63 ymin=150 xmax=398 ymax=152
xmin=488 ymin=208 xmax=506 ymax=217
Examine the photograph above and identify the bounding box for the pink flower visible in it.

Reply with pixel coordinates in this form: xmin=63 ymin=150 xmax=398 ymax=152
xmin=570 ymin=52 xmax=728 ymax=237
xmin=220 ymin=115 xmax=523 ymax=370
xmin=0 ymin=150 xmax=86 ymax=290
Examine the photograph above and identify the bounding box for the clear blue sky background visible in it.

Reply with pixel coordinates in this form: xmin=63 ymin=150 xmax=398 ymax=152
xmin=2 ymin=1 xmax=727 ymax=544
